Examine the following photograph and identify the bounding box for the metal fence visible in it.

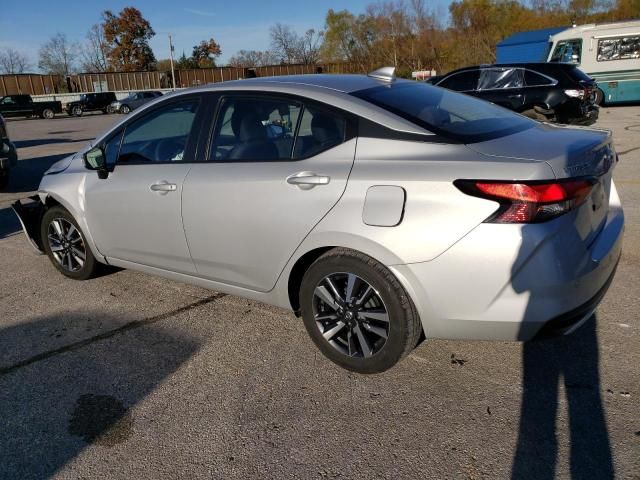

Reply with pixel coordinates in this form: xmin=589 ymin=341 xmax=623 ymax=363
xmin=0 ymin=63 xmax=362 ymax=97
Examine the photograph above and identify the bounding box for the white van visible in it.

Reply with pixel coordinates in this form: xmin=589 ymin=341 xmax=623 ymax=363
xmin=547 ymin=20 xmax=640 ymax=104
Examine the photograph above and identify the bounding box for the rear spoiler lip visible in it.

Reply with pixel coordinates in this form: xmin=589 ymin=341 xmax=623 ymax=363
xmin=11 ymin=196 xmax=45 ymax=254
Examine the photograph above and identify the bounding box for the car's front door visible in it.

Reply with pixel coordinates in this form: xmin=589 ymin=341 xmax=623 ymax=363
xmin=84 ymin=96 xmax=204 ymax=274
xmin=182 ymin=94 xmax=357 ymax=291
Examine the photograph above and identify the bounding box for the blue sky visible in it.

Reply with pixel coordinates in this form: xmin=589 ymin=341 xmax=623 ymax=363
xmin=0 ymin=0 xmax=452 ymax=69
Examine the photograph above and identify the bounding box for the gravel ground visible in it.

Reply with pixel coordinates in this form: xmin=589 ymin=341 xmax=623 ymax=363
xmin=0 ymin=106 xmax=638 ymax=479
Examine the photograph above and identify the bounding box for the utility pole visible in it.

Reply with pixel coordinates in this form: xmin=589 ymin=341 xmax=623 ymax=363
xmin=169 ymin=33 xmax=176 ymax=90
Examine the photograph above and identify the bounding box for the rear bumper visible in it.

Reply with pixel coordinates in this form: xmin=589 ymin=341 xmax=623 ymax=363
xmin=390 ymin=181 xmax=624 ymax=342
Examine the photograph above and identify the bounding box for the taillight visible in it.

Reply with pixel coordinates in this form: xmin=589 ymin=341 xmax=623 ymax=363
xmin=455 ymin=179 xmax=595 ymax=223
xmin=564 ymin=89 xmax=586 ymax=99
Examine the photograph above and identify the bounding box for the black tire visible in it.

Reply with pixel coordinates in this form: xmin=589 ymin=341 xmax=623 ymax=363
xmin=40 ymin=108 xmax=55 ymax=119
xmin=120 ymin=105 xmax=131 ymax=114
xmin=0 ymin=169 xmax=9 ymax=190
xmin=41 ymin=206 xmax=98 ymax=280
xmin=594 ymin=88 xmax=605 ymax=106
xmin=299 ymin=248 xmax=422 ymax=374
xmin=71 ymin=105 xmax=83 ymax=117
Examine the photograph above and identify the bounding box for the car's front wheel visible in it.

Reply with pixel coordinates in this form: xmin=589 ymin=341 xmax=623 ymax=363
xmin=120 ymin=105 xmax=131 ymax=114
xmin=41 ymin=206 xmax=98 ymax=280
xmin=41 ymin=108 xmax=55 ymax=119
xmin=299 ymin=248 xmax=422 ymax=373
xmin=71 ymin=105 xmax=83 ymax=117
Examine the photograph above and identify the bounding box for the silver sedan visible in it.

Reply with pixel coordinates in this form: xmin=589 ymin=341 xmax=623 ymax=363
xmin=13 ymin=68 xmax=624 ymax=373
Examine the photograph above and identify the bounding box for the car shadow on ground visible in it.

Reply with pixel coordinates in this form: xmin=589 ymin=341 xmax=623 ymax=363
xmin=3 ymin=152 xmax=68 ymax=194
xmin=0 ymin=307 xmax=205 ymax=478
xmin=0 ymin=206 xmax=20 ymax=239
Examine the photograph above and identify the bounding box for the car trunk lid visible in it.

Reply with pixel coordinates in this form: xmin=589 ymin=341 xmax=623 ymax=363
xmin=467 ymin=123 xmax=616 ymax=245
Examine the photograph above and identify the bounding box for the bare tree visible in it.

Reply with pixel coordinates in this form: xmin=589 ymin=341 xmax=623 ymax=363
xmin=0 ymin=48 xmax=32 ymax=74
xmin=228 ymin=50 xmax=279 ymax=67
xmin=38 ymin=33 xmax=78 ymax=76
xmin=270 ymin=23 xmax=299 ymax=63
xmin=270 ymin=23 xmax=324 ymax=64
xmin=298 ymin=29 xmax=323 ymax=64
xmin=80 ymin=24 xmax=109 ymax=72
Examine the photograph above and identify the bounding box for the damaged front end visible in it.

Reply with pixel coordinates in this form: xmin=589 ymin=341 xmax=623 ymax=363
xmin=11 ymin=196 xmax=46 ymax=254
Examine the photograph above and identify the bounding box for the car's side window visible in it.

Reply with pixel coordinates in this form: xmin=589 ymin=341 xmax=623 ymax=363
xmin=117 ymin=99 xmax=199 ymax=164
xmin=209 ymin=97 xmax=302 ymax=161
xmin=293 ymin=106 xmax=347 ymax=159
xmin=104 ymin=130 xmax=124 ymax=167
xmin=438 ymin=71 xmax=479 ymax=91
xmin=524 ymin=70 xmax=555 ymax=87
xmin=478 ymin=68 xmax=524 ymax=90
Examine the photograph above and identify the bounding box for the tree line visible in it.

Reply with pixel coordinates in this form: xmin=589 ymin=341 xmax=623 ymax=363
xmin=1 ymin=1 xmax=637 ymax=77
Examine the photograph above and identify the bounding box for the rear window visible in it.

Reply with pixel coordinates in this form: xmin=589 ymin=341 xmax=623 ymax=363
xmin=566 ymin=66 xmax=593 ymax=83
xmin=352 ymin=82 xmax=534 ymax=143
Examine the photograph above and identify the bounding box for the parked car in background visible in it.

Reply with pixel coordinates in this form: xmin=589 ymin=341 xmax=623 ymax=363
xmin=0 ymin=114 xmax=17 ymax=189
xmin=0 ymin=95 xmax=62 ymax=119
xmin=65 ymin=92 xmax=117 ymax=116
xmin=110 ymin=91 xmax=163 ymax=114
xmin=12 ymin=70 xmax=623 ymax=373
xmin=429 ymin=63 xmax=599 ymax=125
xmin=547 ymin=20 xmax=640 ymax=105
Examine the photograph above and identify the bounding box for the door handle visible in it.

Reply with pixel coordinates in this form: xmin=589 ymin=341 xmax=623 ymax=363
xmin=286 ymin=172 xmax=330 ymax=190
xmin=150 ymin=181 xmax=177 ymax=193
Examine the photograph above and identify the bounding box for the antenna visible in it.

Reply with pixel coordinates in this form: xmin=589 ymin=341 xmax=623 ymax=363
xmin=368 ymin=66 xmax=396 ymax=82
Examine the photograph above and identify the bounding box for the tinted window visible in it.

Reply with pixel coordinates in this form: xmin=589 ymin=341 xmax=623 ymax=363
xmin=597 ymin=36 xmax=640 ymax=61
xmin=438 ymin=71 xmax=479 ymax=91
xmin=293 ymin=106 xmax=346 ymax=158
xmin=210 ymin=97 xmax=302 ymax=161
xmin=478 ymin=68 xmax=524 ymax=90
xmin=550 ymin=39 xmax=582 ymax=64
xmin=352 ymin=82 xmax=534 ymax=143
xmin=524 ymin=70 xmax=555 ymax=86
xmin=118 ymin=99 xmax=199 ymax=163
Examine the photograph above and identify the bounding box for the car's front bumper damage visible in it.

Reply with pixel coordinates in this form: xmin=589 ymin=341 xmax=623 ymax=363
xmin=11 ymin=196 xmax=45 ymax=254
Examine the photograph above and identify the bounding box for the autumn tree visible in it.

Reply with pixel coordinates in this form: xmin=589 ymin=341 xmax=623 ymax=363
xmin=38 ymin=33 xmax=78 ymax=76
xmin=102 ymin=7 xmax=156 ymax=71
xmin=192 ymin=38 xmax=222 ymax=67
xmin=0 ymin=48 xmax=31 ymax=74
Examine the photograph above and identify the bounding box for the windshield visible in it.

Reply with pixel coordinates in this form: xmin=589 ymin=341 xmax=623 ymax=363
xmin=352 ymin=82 xmax=534 ymax=143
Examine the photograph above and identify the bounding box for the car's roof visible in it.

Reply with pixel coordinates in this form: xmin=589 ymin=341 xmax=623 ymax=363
xmin=445 ymin=62 xmax=577 ymax=75
xmin=199 ymin=74 xmax=412 ymax=94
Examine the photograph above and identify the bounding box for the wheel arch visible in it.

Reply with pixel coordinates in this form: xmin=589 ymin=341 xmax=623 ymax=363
xmin=282 ymin=232 xmax=408 ymax=314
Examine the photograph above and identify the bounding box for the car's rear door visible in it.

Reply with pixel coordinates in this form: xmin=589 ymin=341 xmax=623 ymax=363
xmin=181 ymin=93 xmax=357 ymax=291
xmin=476 ymin=67 xmax=526 ymax=110
xmin=84 ymin=94 xmax=206 ymax=273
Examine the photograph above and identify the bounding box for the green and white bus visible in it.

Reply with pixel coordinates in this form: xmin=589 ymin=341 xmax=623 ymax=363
xmin=547 ymin=20 xmax=640 ymax=105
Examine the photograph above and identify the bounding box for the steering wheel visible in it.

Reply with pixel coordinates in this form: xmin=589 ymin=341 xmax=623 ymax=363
xmin=154 ymin=137 xmax=186 ymax=161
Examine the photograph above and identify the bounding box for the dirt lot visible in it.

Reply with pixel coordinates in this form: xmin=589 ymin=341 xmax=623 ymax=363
xmin=0 ymin=107 xmax=638 ymax=479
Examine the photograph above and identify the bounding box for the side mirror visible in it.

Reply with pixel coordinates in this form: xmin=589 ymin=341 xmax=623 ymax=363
xmin=84 ymin=146 xmax=109 ymax=180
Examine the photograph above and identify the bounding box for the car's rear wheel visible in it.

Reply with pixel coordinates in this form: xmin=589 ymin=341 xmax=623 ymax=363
xmin=41 ymin=206 xmax=98 ymax=280
xmin=71 ymin=105 xmax=83 ymax=117
xmin=594 ymin=88 xmax=605 ymax=106
xmin=299 ymin=248 xmax=422 ymax=374
xmin=41 ymin=108 xmax=55 ymax=119
xmin=120 ymin=105 xmax=131 ymax=114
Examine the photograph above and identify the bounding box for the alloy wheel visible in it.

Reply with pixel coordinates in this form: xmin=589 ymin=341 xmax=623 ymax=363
xmin=313 ymin=272 xmax=389 ymax=358
xmin=47 ymin=218 xmax=86 ymax=272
